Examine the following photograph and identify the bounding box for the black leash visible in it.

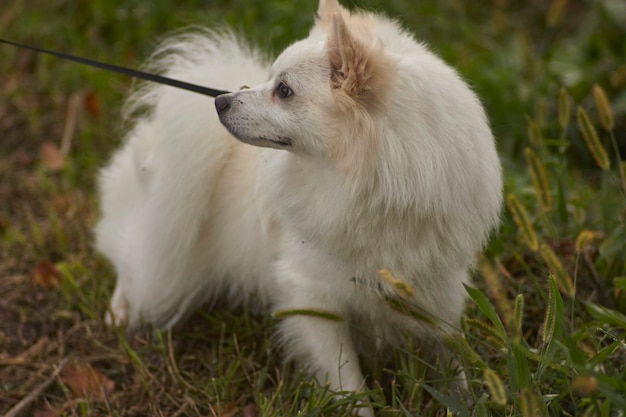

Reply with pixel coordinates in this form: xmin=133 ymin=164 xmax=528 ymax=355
xmin=0 ymin=39 xmax=231 ymax=98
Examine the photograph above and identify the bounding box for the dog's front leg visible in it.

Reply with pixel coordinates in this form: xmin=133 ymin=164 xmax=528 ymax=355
xmin=279 ymin=315 xmax=374 ymax=417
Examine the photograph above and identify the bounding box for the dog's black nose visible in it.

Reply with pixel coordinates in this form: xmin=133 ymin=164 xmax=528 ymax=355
xmin=215 ymin=95 xmax=232 ymax=114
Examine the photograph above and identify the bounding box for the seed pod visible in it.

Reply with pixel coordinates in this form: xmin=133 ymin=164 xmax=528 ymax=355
xmin=484 ymin=368 xmax=508 ymax=406
xmin=520 ymin=387 xmax=540 ymax=417
xmin=506 ymin=194 xmax=539 ymax=251
xmin=525 ymin=148 xmax=552 ymax=213
xmin=557 ymin=87 xmax=570 ymax=130
xmin=577 ymin=106 xmax=610 ymax=170
xmin=540 ymin=243 xmax=575 ymax=298
xmin=593 ymin=84 xmax=614 ymax=131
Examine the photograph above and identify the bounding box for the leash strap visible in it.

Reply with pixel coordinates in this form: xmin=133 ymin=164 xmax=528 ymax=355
xmin=0 ymin=39 xmax=230 ymax=97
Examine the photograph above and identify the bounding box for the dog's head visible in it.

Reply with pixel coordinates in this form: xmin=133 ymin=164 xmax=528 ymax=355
xmin=215 ymin=0 xmax=395 ymax=166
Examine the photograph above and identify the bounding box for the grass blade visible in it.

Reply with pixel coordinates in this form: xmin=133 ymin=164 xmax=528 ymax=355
xmin=464 ymin=285 xmax=507 ymax=340
xmin=507 ymin=341 xmax=531 ymax=393
xmin=272 ymin=309 xmax=344 ymax=322
xmin=584 ymin=302 xmax=626 ymax=329
xmin=513 ymin=294 xmax=524 ymax=342
xmin=421 ymin=383 xmax=468 ymax=417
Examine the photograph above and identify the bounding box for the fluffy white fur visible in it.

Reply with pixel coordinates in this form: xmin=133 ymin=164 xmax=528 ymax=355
xmin=96 ymin=0 xmax=502 ymax=414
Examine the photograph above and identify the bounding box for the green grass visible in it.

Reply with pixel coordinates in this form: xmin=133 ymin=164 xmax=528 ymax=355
xmin=1 ymin=0 xmax=625 ymax=416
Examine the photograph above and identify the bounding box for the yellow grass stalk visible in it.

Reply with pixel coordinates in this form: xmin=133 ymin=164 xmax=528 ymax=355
xmin=557 ymin=87 xmax=570 ymax=130
xmin=479 ymin=256 xmax=514 ymax=332
xmin=384 ymin=296 xmax=439 ymax=327
xmin=464 ymin=318 xmax=507 ymax=346
xmin=577 ymin=106 xmax=610 ymax=170
xmin=593 ymin=84 xmax=614 ymax=131
xmin=526 ymin=117 xmax=542 ymax=148
xmin=513 ymin=294 xmax=524 ymax=342
xmin=540 ymin=243 xmax=575 ymax=298
xmin=525 ymin=148 xmax=552 ymax=213
xmin=484 ymin=368 xmax=508 ymax=406
xmin=376 ymin=269 xmax=439 ymax=326
xmin=535 ymin=97 xmax=549 ymax=128
xmin=506 ymin=193 xmax=539 ymax=251
xmin=444 ymin=333 xmax=486 ymax=367
xmin=575 ymin=230 xmax=596 ymax=252
xmin=542 ymin=275 xmax=558 ymax=346
xmin=547 ymin=0 xmax=568 ymax=28
xmin=273 ymin=309 xmax=344 ymax=322
xmin=520 ymin=387 xmax=541 ymax=417
xmin=619 ymin=161 xmax=626 ymax=193
xmin=378 ymin=268 xmax=415 ymax=299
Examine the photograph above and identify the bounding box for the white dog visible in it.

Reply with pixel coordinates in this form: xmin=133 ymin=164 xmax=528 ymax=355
xmin=96 ymin=0 xmax=502 ymax=414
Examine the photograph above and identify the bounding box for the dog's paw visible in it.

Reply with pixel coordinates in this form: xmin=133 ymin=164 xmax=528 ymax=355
xmin=104 ymin=288 xmax=130 ymax=327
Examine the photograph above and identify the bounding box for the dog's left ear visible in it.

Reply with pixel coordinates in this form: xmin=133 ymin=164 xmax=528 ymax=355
xmin=328 ymin=13 xmax=392 ymax=103
xmin=316 ymin=0 xmax=344 ymax=28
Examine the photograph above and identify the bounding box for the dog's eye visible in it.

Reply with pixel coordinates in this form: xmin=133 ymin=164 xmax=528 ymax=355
xmin=276 ymin=81 xmax=293 ymax=99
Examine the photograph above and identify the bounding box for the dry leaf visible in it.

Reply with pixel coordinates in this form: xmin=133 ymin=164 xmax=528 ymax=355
xmin=39 ymin=142 xmax=65 ymax=171
xmin=60 ymin=93 xmax=82 ymax=156
xmin=52 ymin=193 xmax=77 ymax=217
xmin=219 ymin=403 xmax=240 ymax=417
xmin=242 ymin=402 xmax=259 ymax=417
xmin=34 ymin=408 xmax=60 ymax=417
xmin=572 ymin=374 xmax=598 ymax=394
xmin=84 ymin=89 xmax=101 ymax=119
xmin=61 ymin=362 xmax=115 ymax=400
xmin=32 ymin=262 xmax=62 ymax=288
xmin=0 ymin=214 xmax=8 ymax=233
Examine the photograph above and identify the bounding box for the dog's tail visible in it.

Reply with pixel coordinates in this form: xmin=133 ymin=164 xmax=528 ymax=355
xmin=124 ymin=27 xmax=269 ymax=122
xmin=96 ymin=30 xmax=270 ymax=328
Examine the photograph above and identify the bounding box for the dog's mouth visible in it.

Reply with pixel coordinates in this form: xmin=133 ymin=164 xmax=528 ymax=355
xmin=239 ymin=135 xmax=293 ymax=150
xmin=218 ymin=120 xmax=293 ymax=149
xmin=257 ymin=136 xmax=292 ymax=147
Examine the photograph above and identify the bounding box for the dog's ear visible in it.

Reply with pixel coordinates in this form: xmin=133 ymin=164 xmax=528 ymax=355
xmin=316 ymin=0 xmax=345 ymax=29
xmin=328 ymin=13 xmax=393 ymax=103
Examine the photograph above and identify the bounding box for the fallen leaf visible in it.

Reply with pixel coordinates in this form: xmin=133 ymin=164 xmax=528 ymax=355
xmin=0 ymin=214 xmax=8 ymax=233
xmin=84 ymin=89 xmax=101 ymax=119
xmin=51 ymin=193 xmax=78 ymax=217
xmin=39 ymin=142 xmax=64 ymax=171
xmin=572 ymin=374 xmax=598 ymax=394
xmin=32 ymin=262 xmax=62 ymax=288
xmin=243 ymin=402 xmax=259 ymax=417
xmin=34 ymin=408 xmax=60 ymax=417
xmin=219 ymin=403 xmax=240 ymax=417
xmin=61 ymin=362 xmax=115 ymax=400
